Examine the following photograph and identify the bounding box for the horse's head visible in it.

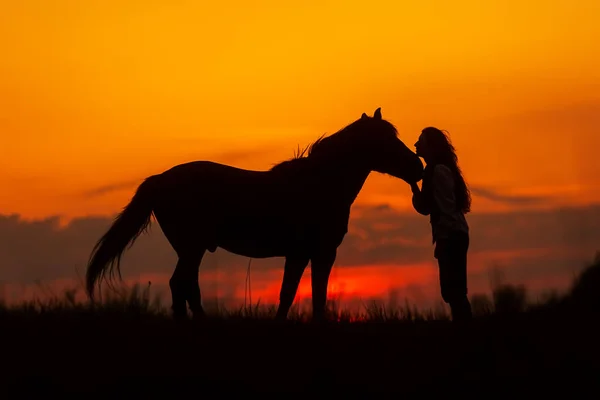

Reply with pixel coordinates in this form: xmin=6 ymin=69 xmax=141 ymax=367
xmin=355 ymin=108 xmax=424 ymax=184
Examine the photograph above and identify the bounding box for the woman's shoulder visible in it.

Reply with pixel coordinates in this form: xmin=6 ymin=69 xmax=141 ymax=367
xmin=433 ymin=164 xmax=453 ymax=177
xmin=431 ymin=164 xmax=456 ymax=190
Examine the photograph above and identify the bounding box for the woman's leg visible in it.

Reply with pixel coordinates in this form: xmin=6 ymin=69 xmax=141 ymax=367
xmin=435 ymin=232 xmax=472 ymax=322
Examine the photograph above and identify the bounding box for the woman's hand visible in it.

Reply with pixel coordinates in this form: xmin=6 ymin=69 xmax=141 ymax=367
xmin=410 ymin=182 xmax=420 ymax=193
xmin=410 ymin=181 xmax=429 ymax=215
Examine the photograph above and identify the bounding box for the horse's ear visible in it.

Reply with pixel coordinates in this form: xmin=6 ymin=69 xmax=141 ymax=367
xmin=361 ymin=112 xmax=369 ymax=120
xmin=373 ymin=108 xmax=382 ymax=120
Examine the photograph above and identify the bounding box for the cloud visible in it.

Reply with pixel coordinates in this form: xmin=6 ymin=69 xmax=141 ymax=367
xmin=81 ymin=180 xmax=142 ymax=198
xmin=0 ymin=202 xmax=598 ymax=298
xmin=470 ymin=185 xmax=551 ymax=205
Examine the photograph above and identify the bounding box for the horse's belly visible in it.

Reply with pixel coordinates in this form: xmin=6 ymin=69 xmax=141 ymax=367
xmin=218 ymin=242 xmax=285 ymax=259
xmin=217 ymin=231 xmax=288 ymax=258
xmin=214 ymin=217 xmax=293 ymax=258
xmin=212 ymin=212 xmax=349 ymax=258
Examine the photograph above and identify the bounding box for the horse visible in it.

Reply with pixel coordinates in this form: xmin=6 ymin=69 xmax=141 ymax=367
xmin=85 ymin=107 xmax=424 ymax=321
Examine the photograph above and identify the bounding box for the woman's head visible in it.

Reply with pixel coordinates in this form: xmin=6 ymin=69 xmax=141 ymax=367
xmin=415 ymin=127 xmax=455 ymax=163
xmin=415 ymin=127 xmax=471 ymax=213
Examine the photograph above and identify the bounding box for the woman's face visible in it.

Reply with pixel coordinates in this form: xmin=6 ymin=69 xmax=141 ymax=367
xmin=414 ymin=132 xmax=431 ymax=160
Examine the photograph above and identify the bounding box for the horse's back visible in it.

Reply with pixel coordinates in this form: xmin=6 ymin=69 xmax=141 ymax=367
xmin=159 ymin=161 xmax=270 ymax=192
xmin=163 ymin=160 xmax=266 ymax=180
xmin=154 ymin=160 xmax=289 ymax=218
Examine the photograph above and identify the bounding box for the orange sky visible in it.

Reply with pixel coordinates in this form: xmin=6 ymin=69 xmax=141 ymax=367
xmin=1 ymin=1 xmax=600 ymax=310
xmin=2 ymin=0 xmax=600 ymax=221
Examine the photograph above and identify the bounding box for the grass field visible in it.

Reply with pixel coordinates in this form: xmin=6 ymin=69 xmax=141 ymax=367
xmin=1 ymin=254 xmax=599 ymax=397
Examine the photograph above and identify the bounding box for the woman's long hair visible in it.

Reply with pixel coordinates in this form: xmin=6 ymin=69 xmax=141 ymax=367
xmin=422 ymin=127 xmax=471 ymax=213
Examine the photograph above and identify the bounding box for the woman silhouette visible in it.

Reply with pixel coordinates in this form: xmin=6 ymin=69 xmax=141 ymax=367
xmin=411 ymin=127 xmax=472 ymax=322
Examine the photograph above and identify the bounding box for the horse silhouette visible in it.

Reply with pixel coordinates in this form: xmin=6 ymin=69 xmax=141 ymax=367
xmin=85 ymin=108 xmax=424 ymax=321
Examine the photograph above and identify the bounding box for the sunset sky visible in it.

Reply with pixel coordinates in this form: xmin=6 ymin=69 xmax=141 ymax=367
xmin=1 ymin=1 xmax=599 ymax=310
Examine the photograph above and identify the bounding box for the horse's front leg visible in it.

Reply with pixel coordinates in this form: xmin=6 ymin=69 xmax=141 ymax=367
xmin=275 ymin=256 xmax=310 ymax=320
xmin=310 ymin=249 xmax=337 ymax=322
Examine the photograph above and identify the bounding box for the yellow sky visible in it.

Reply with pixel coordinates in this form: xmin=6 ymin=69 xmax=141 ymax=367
xmin=2 ymin=0 xmax=600 ymax=220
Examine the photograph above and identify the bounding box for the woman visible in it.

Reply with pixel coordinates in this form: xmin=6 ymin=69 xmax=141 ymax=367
xmin=410 ymin=127 xmax=472 ymax=322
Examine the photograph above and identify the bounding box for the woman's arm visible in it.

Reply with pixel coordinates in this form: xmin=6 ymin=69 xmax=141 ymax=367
xmin=432 ymin=165 xmax=457 ymax=216
xmin=410 ymin=182 xmax=430 ymax=216
xmin=432 ymin=165 xmax=463 ymax=234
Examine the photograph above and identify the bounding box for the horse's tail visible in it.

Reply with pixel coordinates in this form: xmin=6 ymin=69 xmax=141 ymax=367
xmin=86 ymin=174 xmax=161 ymax=300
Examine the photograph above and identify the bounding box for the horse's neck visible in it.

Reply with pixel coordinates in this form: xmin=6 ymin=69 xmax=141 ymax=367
xmin=316 ymin=162 xmax=370 ymax=207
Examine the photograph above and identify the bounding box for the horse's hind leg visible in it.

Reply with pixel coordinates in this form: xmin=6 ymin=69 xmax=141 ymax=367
xmin=154 ymin=208 xmax=207 ymax=320
xmin=186 ymin=251 xmax=206 ymax=320
xmin=169 ymin=250 xmax=206 ymax=320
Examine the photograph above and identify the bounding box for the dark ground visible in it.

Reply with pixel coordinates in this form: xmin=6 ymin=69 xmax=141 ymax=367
xmin=1 ymin=302 xmax=599 ymax=398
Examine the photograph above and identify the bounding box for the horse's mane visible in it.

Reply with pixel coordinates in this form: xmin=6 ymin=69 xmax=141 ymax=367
xmin=269 ymin=136 xmax=324 ymax=173
xmin=269 ymin=117 xmax=398 ymax=173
